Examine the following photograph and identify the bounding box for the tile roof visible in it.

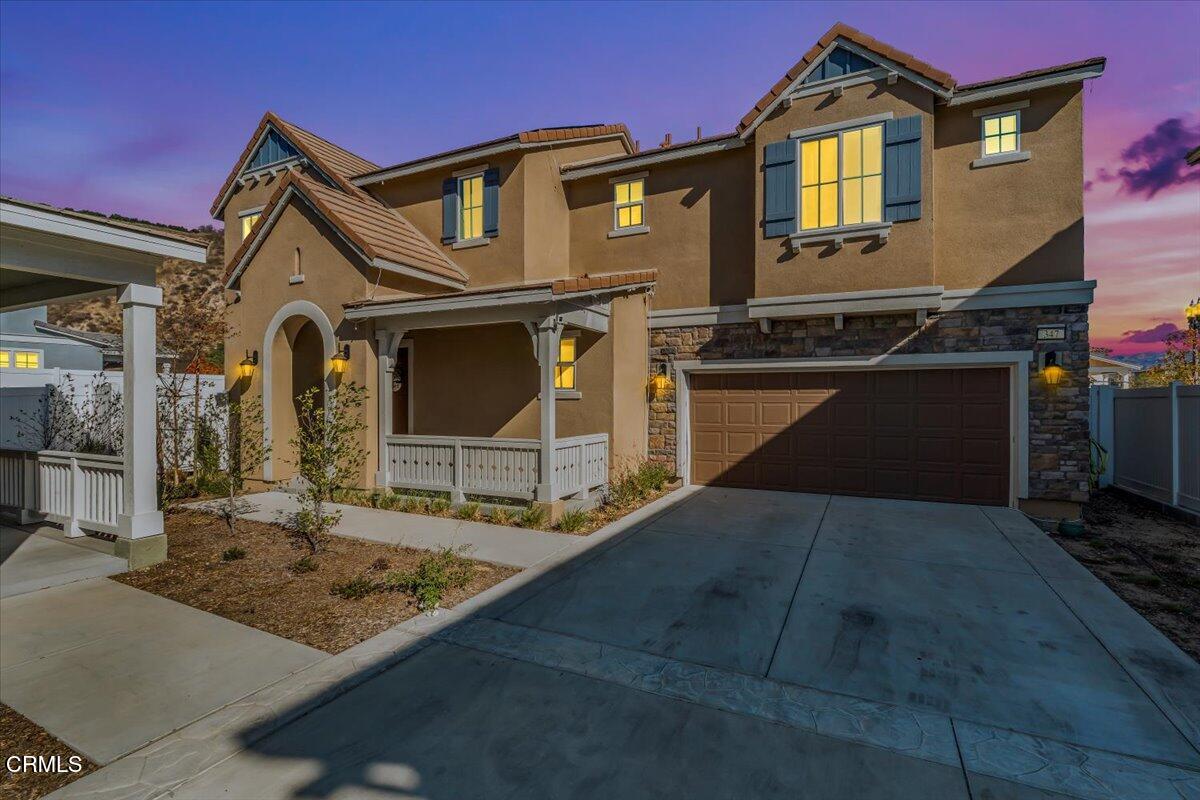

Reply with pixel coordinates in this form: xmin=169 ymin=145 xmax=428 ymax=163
xmin=210 ymin=111 xmax=379 ymax=218
xmin=352 ymin=124 xmax=632 ymax=181
xmin=224 ymin=171 xmax=466 ymax=287
xmin=738 ymin=22 xmax=957 ymax=134
xmin=344 ymin=269 xmax=657 ymax=310
xmin=559 ymin=131 xmax=740 ymax=175
xmin=954 ymin=56 xmax=1107 ymax=92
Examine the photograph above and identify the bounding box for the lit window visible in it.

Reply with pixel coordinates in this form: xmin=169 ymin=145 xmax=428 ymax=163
xmin=982 ymin=112 xmax=1019 ymax=156
xmin=613 ymin=178 xmax=645 ymax=229
xmin=0 ymin=351 xmax=9 ymax=368
xmin=14 ymin=351 xmax=40 ymax=369
xmin=459 ymin=174 xmax=484 ymax=240
xmin=800 ymin=123 xmax=883 ymax=230
xmin=554 ymin=337 xmax=577 ymax=390
xmin=241 ymin=212 xmax=261 ymax=241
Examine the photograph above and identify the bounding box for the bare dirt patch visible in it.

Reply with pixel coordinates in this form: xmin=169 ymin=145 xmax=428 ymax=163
xmin=1049 ymin=490 xmax=1199 ymax=663
xmin=0 ymin=704 xmax=96 ymax=800
xmin=115 ymin=511 xmax=517 ymax=654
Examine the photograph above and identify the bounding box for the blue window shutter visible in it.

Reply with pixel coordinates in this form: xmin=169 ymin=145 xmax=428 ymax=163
xmin=441 ymin=178 xmax=457 ymax=243
xmin=884 ymin=116 xmax=922 ymax=222
xmin=483 ymin=168 xmax=500 ymax=237
xmin=763 ymin=140 xmax=797 ymax=238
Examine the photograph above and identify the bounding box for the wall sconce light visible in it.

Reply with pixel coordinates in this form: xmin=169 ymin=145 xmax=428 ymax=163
xmin=330 ymin=344 xmax=351 ymax=375
xmin=1042 ymin=350 xmax=1065 ymax=387
xmin=238 ymin=349 xmax=258 ymax=379
xmin=650 ymin=363 xmax=675 ymax=400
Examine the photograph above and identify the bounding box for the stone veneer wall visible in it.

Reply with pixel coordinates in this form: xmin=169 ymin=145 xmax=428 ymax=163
xmin=648 ymin=305 xmax=1090 ymax=503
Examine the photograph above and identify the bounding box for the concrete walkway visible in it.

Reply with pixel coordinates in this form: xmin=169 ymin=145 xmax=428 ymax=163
xmin=1 ymin=524 xmax=126 ymax=598
xmin=191 ymin=491 xmax=579 ymax=567
xmin=51 ymin=489 xmax=1200 ymax=799
xmin=1 ymin=577 xmax=324 ymax=764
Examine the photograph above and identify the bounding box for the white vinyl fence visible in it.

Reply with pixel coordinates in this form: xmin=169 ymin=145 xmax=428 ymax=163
xmin=1090 ymin=383 xmax=1200 ymax=515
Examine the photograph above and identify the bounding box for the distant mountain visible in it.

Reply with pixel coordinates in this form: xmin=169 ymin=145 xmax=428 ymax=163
xmin=46 ymin=221 xmax=223 ymax=334
xmin=1111 ymin=352 xmax=1164 ymax=369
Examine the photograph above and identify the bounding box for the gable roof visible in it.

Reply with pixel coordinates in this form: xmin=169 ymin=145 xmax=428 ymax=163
xmin=224 ymin=171 xmax=466 ymax=290
xmin=210 ymin=112 xmax=379 ymax=218
xmin=352 ymin=124 xmax=633 ymax=184
xmin=738 ymin=23 xmax=956 ymax=136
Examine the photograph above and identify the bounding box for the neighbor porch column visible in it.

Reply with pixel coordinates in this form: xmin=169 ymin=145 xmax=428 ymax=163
xmin=535 ymin=316 xmax=561 ymax=501
xmin=374 ymin=329 xmax=399 ymax=488
xmin=116 ymin=284 xmax=164 ymax=555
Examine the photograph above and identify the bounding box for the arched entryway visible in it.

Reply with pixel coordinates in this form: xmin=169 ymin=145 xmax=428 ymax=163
xmin=261 ymin=300 xmax=336 ymax=481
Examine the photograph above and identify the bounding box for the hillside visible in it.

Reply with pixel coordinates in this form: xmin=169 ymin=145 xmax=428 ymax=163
xmin=46 ymin=216 xmax=225 ymax=335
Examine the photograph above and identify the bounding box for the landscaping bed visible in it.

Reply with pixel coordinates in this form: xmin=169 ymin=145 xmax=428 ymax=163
xmin=333 ymin=460 xmax=677 ymax=535
xmin=1049 ymin=489 xmax=1199 ymax=663
xmin=115 ymin=510 xmax=517 ymax=654
xmin=0 ymin=703 xmax=96 ymax=800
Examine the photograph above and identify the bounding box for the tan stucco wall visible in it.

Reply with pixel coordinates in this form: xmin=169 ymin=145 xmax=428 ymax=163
xmin=224 ymin=198 xmax=378 ymax=486
xmin=609 ymin=292 xmax=650 ymax=468
xmin=933 ymin=85 xmax=1085 ymax=289
xmin=567 ymin=146 xmax=756 ymax=309
xmin=754 ymin=79 xmax=937 ymax=299
xmin=221 ymin=165 xmax=324 ymax=261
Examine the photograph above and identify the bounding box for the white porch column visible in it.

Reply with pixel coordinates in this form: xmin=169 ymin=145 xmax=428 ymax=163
xmin=117 ymin=283 xmax=163 ymax=540
xmin=374 ymin=330 xmax=401 ymax=488
xmin=535 ymin=316 xmax=561 ymax=501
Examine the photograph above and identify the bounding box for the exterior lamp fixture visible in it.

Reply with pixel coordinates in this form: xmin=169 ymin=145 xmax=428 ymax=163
xmin=238 ymin=350 xmax=258 ymax=379
xmin=1042 ymin=350 xmax=1064 ymax=387
xmin=650 ymin=363 xmax=675 ymax=399
xmin=330 ymin=344 xmax=351 ymax=375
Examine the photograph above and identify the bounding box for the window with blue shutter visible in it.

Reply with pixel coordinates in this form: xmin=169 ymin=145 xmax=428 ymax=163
xmin=763 ymin=140 xmax=797 ymax=238
xmin=883 ymin=116 xmax=922 ymax=222
xmin=441 ymin=178 xmax=457 ymax=243
xmin=483 ymin=168 xmax=500 ymax=237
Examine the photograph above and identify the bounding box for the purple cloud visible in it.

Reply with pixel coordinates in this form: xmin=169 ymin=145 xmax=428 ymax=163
xmin=1121 ymin=322 xmax=1180 ymax=343
xmin=1094 ymin=117 xmax=1200 ymax=198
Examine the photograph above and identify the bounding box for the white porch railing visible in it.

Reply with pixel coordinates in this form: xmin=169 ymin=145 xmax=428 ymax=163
xmin=383 ymin=433 xmax=608 ymax=501
xmin=0 ymin=448 xmax=125 ymax=536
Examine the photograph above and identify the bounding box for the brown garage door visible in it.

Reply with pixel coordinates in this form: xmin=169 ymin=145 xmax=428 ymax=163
xmin=690 ymin=368 xmax=1010 ymax=505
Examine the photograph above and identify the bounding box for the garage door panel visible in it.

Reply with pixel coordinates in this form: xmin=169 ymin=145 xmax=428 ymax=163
xmin=691 ymin=367 xmax=1009 ymax=505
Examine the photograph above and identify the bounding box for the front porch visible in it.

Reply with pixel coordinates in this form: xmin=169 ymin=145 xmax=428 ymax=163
xmin=347 ymin=272 xmax=654 ymax=512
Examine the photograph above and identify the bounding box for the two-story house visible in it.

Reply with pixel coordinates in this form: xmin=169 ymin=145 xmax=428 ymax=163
xmin=217 ymin=23 xmax=1103 ymax=518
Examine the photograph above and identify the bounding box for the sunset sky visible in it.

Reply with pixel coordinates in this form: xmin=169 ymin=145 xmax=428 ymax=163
xmin=1 ymin=1 xmax=1197 ymax=355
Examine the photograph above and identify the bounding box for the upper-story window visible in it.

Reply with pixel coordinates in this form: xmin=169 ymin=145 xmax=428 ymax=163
xmin=240 ymin=207 xmax=263 ymax=242
xmin=613 ymin=177 xmax=645 ymax=230
xmin=799 ymin=123 xmax=882 ymax=230
xmin=982 ymin=111 xmax=1020 ymax=156
xmin=458 ymin=173 xmax=484 ymax=241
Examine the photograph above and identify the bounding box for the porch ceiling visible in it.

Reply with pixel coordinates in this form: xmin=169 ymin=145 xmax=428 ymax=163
xmin=0 ymin=198 xmax=207 ymax=311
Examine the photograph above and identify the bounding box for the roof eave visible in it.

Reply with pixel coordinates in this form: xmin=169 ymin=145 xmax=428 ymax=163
xmin=945 ymin=60 xmax=1106 ymax=106
xmin=561 ymin=136 xmax=744 ymax=180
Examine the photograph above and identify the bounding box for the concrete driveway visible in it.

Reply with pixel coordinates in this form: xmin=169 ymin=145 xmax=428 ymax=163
xmin=73 ymin=489 xmax=1200 ymax=800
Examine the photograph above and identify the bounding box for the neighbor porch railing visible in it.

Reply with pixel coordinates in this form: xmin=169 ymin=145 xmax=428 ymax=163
xmin=0 ymin=448 xmax=125 ymax=536
xmin=383 ymin=433 xmax=608 ymax=501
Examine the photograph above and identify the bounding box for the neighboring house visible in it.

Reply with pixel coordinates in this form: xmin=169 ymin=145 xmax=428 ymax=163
xmin=0 ymin=306 xmax=104 ymax=371
xmin=216 ymin=22 xmax=1104 ymax=517
xmin=1089 ymin=353 xmax=1141 ymax=387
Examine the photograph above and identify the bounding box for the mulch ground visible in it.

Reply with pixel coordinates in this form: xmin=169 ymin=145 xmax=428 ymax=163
xmin=1049 ymin=490 xmax=1199 ymax=663
xmin=115 ymin=510 xmax=517 ymax=654
xmin=0 ymin=704 xmax=96 ymax=800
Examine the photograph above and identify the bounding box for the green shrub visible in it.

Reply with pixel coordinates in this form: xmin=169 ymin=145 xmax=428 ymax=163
xmin=455 ymin=502 xmax=481 ymax=521
xmin=635 ymin=460 xmax=672 ymax=493
xmin=430 ymin=497 xmax=451 ymax=515
xmin=517 ymin=504 xmax=547 ymax=529
xmin=330 ymin=575 xmax=378 ymax=600
xmin=221 ymin=546 xmax=246 ymax=561
xmin=290 ymin=555 xmax=318 ymax=574
xmin=488 ymin=506 xmax=512 ymax=526
xmin=385 ymin=547 xmax=474 ymax=611
xmin=556 ymin=508 xmax=590 ymax=533
xmin=609 ymin=460 xmax=673 ymax=507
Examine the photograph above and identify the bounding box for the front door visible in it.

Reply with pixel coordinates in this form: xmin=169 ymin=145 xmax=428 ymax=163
xmin=391 ymin=346 xmax=409 ymax=435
